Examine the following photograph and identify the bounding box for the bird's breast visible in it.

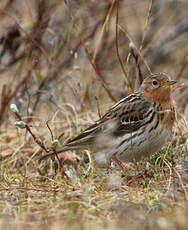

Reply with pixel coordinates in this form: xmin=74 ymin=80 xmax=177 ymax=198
xmin=116 ymin=113 xmax=173 ymax=163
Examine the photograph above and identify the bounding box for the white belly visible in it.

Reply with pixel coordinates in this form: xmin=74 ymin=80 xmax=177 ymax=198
xmin=116 ymin=123 xmax=172 ymax=163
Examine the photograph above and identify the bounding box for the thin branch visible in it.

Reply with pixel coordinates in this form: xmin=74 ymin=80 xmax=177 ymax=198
xmin=46 ymin=120 xmax=54 ymax=141
xmin=136 ymin=0 xmax=153 ymax=79
xmin=139 ymin=0 xmax=153 ymax=52
xmin=31 ymin=19 xmax=102 ymax=114
xmin=95 ymin=96 xmax=102 ymax=119
xmin=63 ymin=0 xmax=117 ymax=102
xmin=14 ymin=111 xmax=48 ymax=153
xmin=176 ymin=51 xmax=188 ymax=80
xmin=0 ymin=0 xmax=14 ymax=19
xmin=115 ymin=0 xmax=133 ymax=92
xmin=93 ymin=0 xmax=116 ymax=62
xmin=129 ymin=44 xmax=143 ymax=90
xmin=12 ymin=110 xmax=68 ymax=178
xmin=118 ymin=24 xmax=152 ymax=74
xmin=173 ymin=167 xmax=188 ymax=201
xmin=0 ymin=50 xmax=41 ymax=124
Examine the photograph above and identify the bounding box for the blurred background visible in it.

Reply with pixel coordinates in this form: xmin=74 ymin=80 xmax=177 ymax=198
xmin=0 ymin=1 xmax=188 ymax=230
xmin=0 ymin=0 xmax=188 ymax=126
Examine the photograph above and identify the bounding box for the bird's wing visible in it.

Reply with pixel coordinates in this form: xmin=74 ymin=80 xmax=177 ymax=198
xmin=66 ymin=93 xmax=154 ymax=146
xmin=65 ymin=122 xmax=101 ymax=147
xmin=99 ymin=93 xmax=154 ymax=135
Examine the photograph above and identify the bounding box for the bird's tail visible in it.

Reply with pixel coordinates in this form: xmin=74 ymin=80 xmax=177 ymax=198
xmin=38 ymin=122 xmax=100 ymax=163
xmin=38 ymin=144 xmax=84 ymax=163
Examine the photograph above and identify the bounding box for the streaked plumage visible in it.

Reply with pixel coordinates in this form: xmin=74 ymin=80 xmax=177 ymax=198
xmin=40 ymin=73 xmax=176 ymax=168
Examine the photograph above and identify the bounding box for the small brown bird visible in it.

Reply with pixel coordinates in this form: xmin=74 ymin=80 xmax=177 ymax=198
xmin=40 ymin=73 xmax=176 ymax=170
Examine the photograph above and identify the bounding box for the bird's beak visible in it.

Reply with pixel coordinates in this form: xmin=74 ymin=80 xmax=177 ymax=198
xmin=163 ymin=80 xmax=176 ymax=86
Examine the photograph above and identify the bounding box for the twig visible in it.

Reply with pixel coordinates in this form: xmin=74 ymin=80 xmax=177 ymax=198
xmin=95 ymin=96 xmax=101 ymax=119
xmin=176 ymin=51 xmax=188 ymax=80
xmin=46 ymin=120 xmax=54 ymax=141
xmin=0 ymin=5 xmax=51 ymax=64
xmin=139 ymin=0 xmax=153 ymax=52
xmin=46 ymin=120 xmax=69 ymax=177
xmin=129 ymin=44 xmax=143 ymax=90
xmin=58 ymin=132 xmax=64 ymax=141
xmin=31 ymin=19 xmax=102 ymax=114
xmin=0 ymin=0 xmax=14 ymax=19
xmin=63 ymin=0 xmax=117 ymax=102
xmin=118 ymin=24 xmax=152 ymax=74
xmin=0 ymin=1 xmax=52 ymax=124
xmin=135 ymin=0 xmax=153 ymax=87
xmin=0 ymin=50 xmax=41 ymax=124
xmin=14 ymin=111 xmax=48 ymax=153
xmin=173 ymin=167 xmax=188 ymax=201
xmin=0 ymin=53 xmax=26 ymax=73
xmin=93 ymin=0 xmax=116 ymax=62
xmin=11 ymin=109 xmax=68 ymax=178
xmin=115 ymin=0 xmax=133 ymax=92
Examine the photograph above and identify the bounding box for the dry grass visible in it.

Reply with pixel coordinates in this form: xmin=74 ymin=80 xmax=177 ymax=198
xmin=0 ymin=110 xmax=188 ymax=230
xmin=0 ymin=0 xmax=188 ymax=229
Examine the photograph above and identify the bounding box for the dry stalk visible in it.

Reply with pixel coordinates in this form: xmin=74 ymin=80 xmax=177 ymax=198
xmin=93 ymin=0 xmax=116 ymax=61
xmin=11 ymin=109 xmax=68 ymax=178
xmin=176 ymin=51 xmax=188 ymax=80
xmin=0 ymin=1 xmax=52 ymax=124
xmin=129 ymin=45 xmax=143 ymax=90
xmin=139 ymin=0 xmax=153 ymax=52
xmin=173 ymin=167 xmax=188 ymax=201
xmin=0 ymin=0 xmax=14 ymax=19
xmin=115 ymin=0 xmax=133 ymax=92
xmin=31 ymin=19 xmax=102 ymax=114
xmin=0 ymin=50 xmax=41 ymax=124
xmin=63 ymin=0 xmax=117 ymax=102
xmin=118 ymin=25 xmax=152 ymax=75
xmin=135 ymin=0 xmax=153 ymax=86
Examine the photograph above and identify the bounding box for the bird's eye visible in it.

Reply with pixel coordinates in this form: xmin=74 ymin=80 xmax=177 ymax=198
xmin=152 ymin=80 xmax=158 ymax=86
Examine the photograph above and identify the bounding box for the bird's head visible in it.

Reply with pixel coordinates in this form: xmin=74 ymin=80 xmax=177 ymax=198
xmin=139 ymin=73 xmax=176 ymax=104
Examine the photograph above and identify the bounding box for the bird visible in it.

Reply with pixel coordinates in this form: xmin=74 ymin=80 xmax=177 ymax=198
xmin=39 ymin=73 xmax=176 ymax=171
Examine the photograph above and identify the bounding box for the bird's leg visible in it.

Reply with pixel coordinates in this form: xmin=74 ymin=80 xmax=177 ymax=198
xmin=132 ymin=159 xmax=147 ymax=176
xmin=111 ymin=156 xmax=127 ymax=176
xmin=126 ymin=159 xmax=148 ymax=185
xmin=111 ymin=157 xmax=146 ymax=185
